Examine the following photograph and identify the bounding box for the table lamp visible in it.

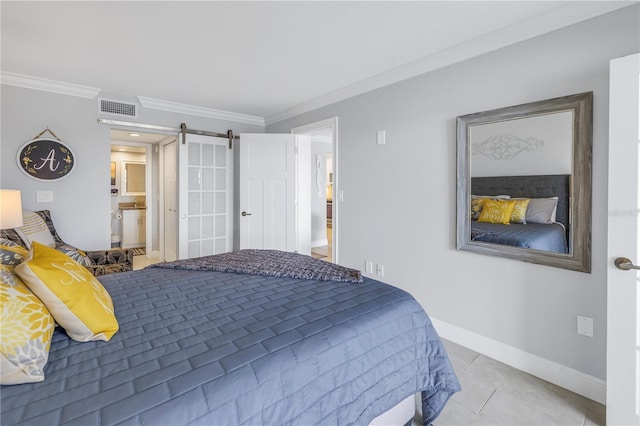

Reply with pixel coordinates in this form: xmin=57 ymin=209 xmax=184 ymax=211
xmin=0 ymin=190 xmax=24 ymax=229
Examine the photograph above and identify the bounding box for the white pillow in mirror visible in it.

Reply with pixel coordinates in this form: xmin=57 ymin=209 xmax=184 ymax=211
xmin=525 ymin=197 xmax=558 ymax=224
xmin=471 ymin=194 xmax=511 ymax=200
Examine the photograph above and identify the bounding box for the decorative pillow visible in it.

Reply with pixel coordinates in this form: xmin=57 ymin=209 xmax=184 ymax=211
xmin=471 ymin=195 xmax=511 ymax=220
xmin=1 ymin=264 xmax=55 ymax=385
xmin=471 ymin=198 xmax=485 ymax=220
xmin=478 ymin=199 xmax=517 ymax=225
xmin=526 ymin=197 xmax=558 ymax=224
xmin=0 ymin=238 xmax=28 ymax=266
xmin=56 ymin=243 xmax=92 ymax=268
xmin=472 ymin=194 xmax=511 ymax=200
xmin=14 ymin=242 xmax=119 ymax=342
xmin=15 ymin=210 xmax=55 ymax=248
xmin=510 ymin=199 xmax=531 ymax=224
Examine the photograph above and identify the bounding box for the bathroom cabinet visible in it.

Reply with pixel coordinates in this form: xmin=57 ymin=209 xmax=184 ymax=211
xmin=122 ymin=209 xmax=146 ymax=249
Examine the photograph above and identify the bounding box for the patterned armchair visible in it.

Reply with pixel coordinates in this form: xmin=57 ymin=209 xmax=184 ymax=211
xmin=0 ymin=210 xmax=133 ymax=277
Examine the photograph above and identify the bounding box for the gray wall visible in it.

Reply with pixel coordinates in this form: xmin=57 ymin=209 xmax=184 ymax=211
xmin=1 ymin=87 xmax=264 ymax=250
xmin=267 ymin=6 xmax=639 ymax=380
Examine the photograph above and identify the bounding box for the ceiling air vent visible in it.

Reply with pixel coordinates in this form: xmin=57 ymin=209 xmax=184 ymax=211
xmin=99 ymin=98 xmax=137 ymax=117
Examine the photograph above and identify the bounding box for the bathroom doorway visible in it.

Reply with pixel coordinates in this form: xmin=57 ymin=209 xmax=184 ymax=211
xmin=110 ymin=129 xmax=176 ymax=267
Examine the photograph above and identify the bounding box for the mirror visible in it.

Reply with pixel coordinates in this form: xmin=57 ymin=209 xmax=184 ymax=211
xmin=122 ymin=161 xmax=146 ymax=196
xmin=456 ymin=92 xmax=592 ymax=272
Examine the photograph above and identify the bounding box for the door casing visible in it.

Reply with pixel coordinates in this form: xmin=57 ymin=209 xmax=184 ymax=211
xmin=291 ymin=117 xmax=339 ymax=263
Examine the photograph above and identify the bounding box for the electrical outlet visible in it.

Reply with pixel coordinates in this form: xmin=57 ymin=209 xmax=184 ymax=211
xmin=376 ymin=264 xmax=384 ymax=277
xmin=365 ymin=260 xmax=374 ymax=274
xmin=577 ymin=315 xmax=594 ymax=337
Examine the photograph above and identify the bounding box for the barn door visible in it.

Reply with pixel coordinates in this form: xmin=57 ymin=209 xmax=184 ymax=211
xmin=178 ymin=134 xmax=233 ymax=259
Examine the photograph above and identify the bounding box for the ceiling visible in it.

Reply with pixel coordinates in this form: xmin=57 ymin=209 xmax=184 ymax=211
xmin=1 ymin=1 xmax=634 ymax=125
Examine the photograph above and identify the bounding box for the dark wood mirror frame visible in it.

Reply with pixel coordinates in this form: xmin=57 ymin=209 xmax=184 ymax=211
xmin=456 ymin=92 xmax=592 ymax=272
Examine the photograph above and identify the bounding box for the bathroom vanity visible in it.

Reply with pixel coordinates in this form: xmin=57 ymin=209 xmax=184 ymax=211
xmin=121 ymin=207 xmax=146 ymax=249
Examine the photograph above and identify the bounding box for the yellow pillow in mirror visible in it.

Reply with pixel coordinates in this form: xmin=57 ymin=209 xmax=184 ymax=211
xmin=478 ymin=199 xmax=517 ymax=225
xmin=1 ymin=264 xmax=55 ymax=384
xmin=15 ymin=242 xmax=118 ymax=342
xmin=510 ymin=199 xmax=531 ymax=224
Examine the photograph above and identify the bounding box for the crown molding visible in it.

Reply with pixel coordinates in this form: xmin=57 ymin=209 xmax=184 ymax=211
xmin=137 ymin=96 xmax=265 ymax=127
xmin=264 ymin=1 xmax=634 ymax=126
xmin=0 ymin=72 xmax=265 ymax=127
xmin=1 ymin=71 xmax=100 ymax=99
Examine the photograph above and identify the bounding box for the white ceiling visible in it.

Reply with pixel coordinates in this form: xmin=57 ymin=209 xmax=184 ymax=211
xmin=1 ymin=1 xmax=634 ymax=125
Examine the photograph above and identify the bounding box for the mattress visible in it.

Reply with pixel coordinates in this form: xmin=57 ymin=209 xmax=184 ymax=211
xmin=472 ymin=221 xmax=568 ymax=253
xmin=1 ymin=266 xmax=460 ymax=425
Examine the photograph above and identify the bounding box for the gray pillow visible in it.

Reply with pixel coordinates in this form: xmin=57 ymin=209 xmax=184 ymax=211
xmin=525 ymin=197 xmax=558 ymax=224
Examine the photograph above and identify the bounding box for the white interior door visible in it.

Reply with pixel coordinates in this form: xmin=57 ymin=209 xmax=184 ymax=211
xmin=607 ymin=52 xmax=640 ymax=426
xmin=163 ymin=140 xmax=177 ymax=262
xmin=239 ymin=133 xmax=296 ymax=251
xmin=178 ymin=134 xmax=233 ymax=259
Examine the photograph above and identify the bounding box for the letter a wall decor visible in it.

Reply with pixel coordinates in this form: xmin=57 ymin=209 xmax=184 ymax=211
xmin=17 ymin=128 xmax=75 ymax=181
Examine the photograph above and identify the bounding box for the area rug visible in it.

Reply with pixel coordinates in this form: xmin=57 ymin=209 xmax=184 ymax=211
xmin=130 ymin=247 xmax=145 ymax=256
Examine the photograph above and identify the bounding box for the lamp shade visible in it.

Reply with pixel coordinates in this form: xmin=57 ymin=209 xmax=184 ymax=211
xmin=0 ymin=190 xmax=24 ymax=229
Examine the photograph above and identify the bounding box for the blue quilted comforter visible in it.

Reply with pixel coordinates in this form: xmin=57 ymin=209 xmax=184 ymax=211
xmin=1 ymin=267 xmax=460 ymax=425
xmin=472 ymin=222 xmax=568 ymax=253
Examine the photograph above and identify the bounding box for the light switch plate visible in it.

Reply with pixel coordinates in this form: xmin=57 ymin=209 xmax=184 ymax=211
xmin=377 ymin=130 xmax=386 ymax=145
xmin=36 ymin=190 xmax=54 ymax=203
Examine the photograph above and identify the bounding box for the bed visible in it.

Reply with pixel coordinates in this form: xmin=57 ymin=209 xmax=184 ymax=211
xmin=1 ymin=249 xmax=460 ymax=426
xmin=470 ymin=174 xmax=570 ymax=253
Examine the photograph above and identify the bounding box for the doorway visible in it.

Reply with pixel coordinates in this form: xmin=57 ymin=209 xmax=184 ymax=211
xmin=110 ymin=129 xmax=176 ymax=266
xmin=291 ymin=118 xmax=338 ymax=263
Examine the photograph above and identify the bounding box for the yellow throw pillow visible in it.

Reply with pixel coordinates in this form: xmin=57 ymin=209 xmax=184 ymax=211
xmin=510 ymin=199 xmax=531 ymax=224
xmin=1 ymin=264 xmax=55 ymax=385
xmin=478 ymin=199 xmax=517 ymax=225
xmin=15 ymin=242 xmax=118 ymax=342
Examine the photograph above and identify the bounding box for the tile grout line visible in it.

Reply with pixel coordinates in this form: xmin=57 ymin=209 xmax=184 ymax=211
xmin=475 ymin=387 xmax=497 ymax=415
xmin=461 ymin=352 xmax=481 ymax=374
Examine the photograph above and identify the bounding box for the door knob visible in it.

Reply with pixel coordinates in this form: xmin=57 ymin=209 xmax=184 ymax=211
xmin=614 ymin=257 xmax=640 ymax=271
xmin=241 ymin=211 xmax=252 ymax=217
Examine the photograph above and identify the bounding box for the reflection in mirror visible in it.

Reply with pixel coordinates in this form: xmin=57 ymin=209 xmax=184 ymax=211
xmin=456 ymin=92 xmax=592 ymax=272
xmin=122 ymin=161 xmax=146 ymax=195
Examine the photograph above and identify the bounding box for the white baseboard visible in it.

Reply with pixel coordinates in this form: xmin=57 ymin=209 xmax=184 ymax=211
xmin=148 ymin=250 xmax=161 ymax=259
xmin=311 ymin=239 xmax=328 ymax=248
xmin=430 ymin=317 xmax=606 ymax=405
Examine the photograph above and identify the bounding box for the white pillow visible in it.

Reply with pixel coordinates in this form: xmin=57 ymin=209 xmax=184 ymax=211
xmin=15 ymin=210 xmax=55 ymax=248
xmin=471 ymin=194 xmax=511 ymax=200
xmin=525 ymin=197 xmax=558 ymax=224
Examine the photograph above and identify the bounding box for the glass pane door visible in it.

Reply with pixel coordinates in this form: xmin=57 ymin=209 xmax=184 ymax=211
xmin=179 ymin=135 xmax=232 ymax=259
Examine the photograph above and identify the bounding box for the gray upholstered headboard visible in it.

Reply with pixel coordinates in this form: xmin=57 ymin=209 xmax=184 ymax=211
xmin=471 ymin=174 xmax=571 ymax=230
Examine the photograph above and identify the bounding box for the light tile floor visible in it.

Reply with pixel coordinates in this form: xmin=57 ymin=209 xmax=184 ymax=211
xmin=311 ymin=225 xmax=333 ymax=262
xmin=133 ymin=255 xmax=161 ymax=270
xmin=436 ymin=339 xmax=605 ymax=426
